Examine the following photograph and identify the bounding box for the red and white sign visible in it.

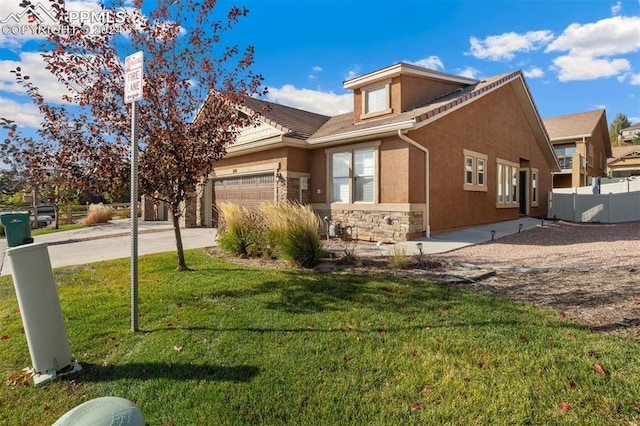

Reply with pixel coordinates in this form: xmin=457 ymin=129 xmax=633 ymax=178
xmin=124 ymin=51 xmax=143 ymax=103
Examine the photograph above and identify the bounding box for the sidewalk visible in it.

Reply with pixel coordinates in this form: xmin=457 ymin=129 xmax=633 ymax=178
xmin=0 ymin=217 xmax=548 ymax=275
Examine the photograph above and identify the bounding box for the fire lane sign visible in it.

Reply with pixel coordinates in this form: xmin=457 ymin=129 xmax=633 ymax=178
xmin=125 ymin=51 xmax=143 ymax=103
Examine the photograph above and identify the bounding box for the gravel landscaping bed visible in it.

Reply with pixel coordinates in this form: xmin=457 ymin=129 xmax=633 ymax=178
xmin=432 ymin=221 xmax=640 ymax=341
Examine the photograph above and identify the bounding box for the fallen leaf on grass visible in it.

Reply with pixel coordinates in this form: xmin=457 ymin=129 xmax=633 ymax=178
xmin=1 ymin=335 xmax=8 ymax=340
xmin=173 ymin=345 xmax=182 ymax=352
xmin=559 ymin=402 xmax=571 ymax=411
xmin=421 ymin=386 xmax=432 ymax=394
xmin=377 ymin=329 xmax=386 ymax=336
xmin=560 ymin=312 xmax=567 ymax=318
xmin=410 ymin=402 xmax=422 ymax=411
xmin=569 ymin=381 xmax=577 ymax=389
xmin=593 ymin=364 xmax=606 ymax=376
xmin=296 ymin=370 xmax=303 ymax=376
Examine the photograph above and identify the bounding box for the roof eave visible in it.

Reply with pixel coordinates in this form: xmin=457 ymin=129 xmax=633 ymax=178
xmin=308 ymin=119 xmax=416 ymax=145
xmin=549 ymin=133 xmax=593 ymax=142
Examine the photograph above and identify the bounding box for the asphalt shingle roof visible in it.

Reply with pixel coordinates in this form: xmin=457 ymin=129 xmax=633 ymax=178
xmin=240 ymin=97 xmax=331 ymax=140
xmin=310 ymin=71 xmax=519 ymax=140
xmin=542 ymin=110 xmax=606 ymax=141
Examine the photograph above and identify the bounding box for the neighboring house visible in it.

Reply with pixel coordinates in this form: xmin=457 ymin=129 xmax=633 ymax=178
xmin=607 ymin=145 xmax=640 ymax=178
xmin=543 ymin=110 xmax=611 ymax=189
xmin=617 ymin=123 xmax=640 ymax=145
xmin=183 ymin=62 xmax=559 ymax=241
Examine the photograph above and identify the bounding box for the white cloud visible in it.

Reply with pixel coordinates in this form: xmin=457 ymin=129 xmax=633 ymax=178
xmin=545 ymin=16 xmax=640 ymax=82
xmin=312 ymin=66 xmax=322 ymax=73
xmin=265 ymin=85 xmax=352 ymax=116
xmin=345 ymin=67 xmax=360 ymax=81
xmin=629 ymin=73 xmax=640 ymax=85
xmin=545 ymin=16 xmax=640 ymax=57
xmin=0 ymin=52 xmax=72 ymax=104
xmin=407 ymin=56 xmax=444 ymax=70
xmin=457 ymin=66 xmax=480 ymax=79
xmin=523 ymin=66 xmax=544 ymax=78
xmin=611 ymin=1 xmax=622 ymax=15
xmin=467 ymin=30 xmax=554 ymax=61
xmin=550 ymin=55 xmax=630 ymax=81
xmin=0 ymin=96 xmax=42 ymax=128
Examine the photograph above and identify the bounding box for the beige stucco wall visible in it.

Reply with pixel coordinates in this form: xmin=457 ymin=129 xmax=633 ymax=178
xmin=412 ymin=83 xmax=552 ymax=234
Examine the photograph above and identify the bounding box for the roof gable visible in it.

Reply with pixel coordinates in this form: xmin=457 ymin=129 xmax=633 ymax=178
xmin=239 ymin=97 xmax=330 ymax=140
xmin=543 ymin=109 xmax=611 ymax=157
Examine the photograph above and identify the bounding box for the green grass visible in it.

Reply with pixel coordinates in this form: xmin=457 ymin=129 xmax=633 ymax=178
xmin=0 ymin=250 xmax=638 ymax=425
xmin=31 ymin=223 xmax=87 ymax=236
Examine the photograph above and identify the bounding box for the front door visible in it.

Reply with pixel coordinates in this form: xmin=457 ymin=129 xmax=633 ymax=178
xmin=519 ymin=171 xmax=527 ymax=215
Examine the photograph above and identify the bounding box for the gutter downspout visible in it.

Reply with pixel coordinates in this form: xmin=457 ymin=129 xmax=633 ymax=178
xmin=397 ymin=130 xmax=430 ymax=238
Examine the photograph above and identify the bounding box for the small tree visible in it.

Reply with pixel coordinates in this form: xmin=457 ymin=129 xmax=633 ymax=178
xmin=609 ymin=113 xmax=632 ymax=146
xmin=4 ymin=0 xmax=265 ymax=269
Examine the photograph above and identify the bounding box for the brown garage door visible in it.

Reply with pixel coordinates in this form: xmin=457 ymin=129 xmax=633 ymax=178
xmin=213 ymin=174 xmax=275 ymax=211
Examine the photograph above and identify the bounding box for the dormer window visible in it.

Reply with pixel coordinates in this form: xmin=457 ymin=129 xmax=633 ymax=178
xmin=361 ymin=79 xmax=392 ymax=119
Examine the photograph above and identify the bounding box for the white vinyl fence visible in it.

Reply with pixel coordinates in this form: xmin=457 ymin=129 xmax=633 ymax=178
xmin=549 ymin=177 xmax=640 ymax=223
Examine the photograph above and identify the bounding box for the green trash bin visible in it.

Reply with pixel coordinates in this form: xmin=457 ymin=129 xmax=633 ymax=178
xmin=1 ymin=213 xmax=34 ymax=248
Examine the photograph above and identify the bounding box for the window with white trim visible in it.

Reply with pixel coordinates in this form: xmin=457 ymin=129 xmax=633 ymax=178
xmin=328 ymin=144 xmax=379 ymax=204
xmin=463 ymin=149 xmax=488 ymax=191
xmin=366 ymin=86 xmax=386 ymax=114
xmin=531 ymin=168 xmax=538 ymax=206
xmin=497 ymin=159 xmax=519 ymax=207
xmin=361 ymin=80 xmax=391 ymax=118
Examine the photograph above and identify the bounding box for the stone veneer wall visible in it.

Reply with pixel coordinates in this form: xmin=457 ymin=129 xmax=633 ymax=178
xmin=315 ymin=209 xmax=424 ymax=242
xmin=278 ymin=176 xmax=301 ymax=203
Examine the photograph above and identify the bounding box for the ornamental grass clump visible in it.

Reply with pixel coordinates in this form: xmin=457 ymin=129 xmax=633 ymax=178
xmin=258 ymin=201 xmax=323 ymax=268
xmin=84 ymin=204 xmax=114 ymax=225
xmin=216 ymin=202 xmax=266 ymax=258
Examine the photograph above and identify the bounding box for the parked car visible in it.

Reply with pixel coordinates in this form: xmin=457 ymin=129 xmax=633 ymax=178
xmin=31 ymin=205 xmax=55 ymax=228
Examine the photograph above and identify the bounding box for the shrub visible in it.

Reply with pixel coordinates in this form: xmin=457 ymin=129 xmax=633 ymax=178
xmin=259 ymin=202 xmax=322 ymax=268
xmin=216 ymin=203 xmax=267 ymax=257
xmin=84 ymin=204 xmax=114 ymax=225
xmin=387 ymin=244 xmax=408 ymax=269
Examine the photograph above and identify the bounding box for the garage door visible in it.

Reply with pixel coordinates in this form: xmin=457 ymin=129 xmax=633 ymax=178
xmin=213 ymin=174 xmax=275 ymax=210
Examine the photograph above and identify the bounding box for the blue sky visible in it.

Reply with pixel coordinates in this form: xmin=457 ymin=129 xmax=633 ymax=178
xmin=0 ymin=0 xmax=639 ymax=136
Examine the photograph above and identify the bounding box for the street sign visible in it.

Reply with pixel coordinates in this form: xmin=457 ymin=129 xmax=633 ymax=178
xmin=124 ymin=51 xmax=143 ymax=103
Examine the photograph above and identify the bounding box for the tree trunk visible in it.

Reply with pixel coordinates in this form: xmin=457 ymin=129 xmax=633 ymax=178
xmin=172 ymin=214 xmax=189 ymax=271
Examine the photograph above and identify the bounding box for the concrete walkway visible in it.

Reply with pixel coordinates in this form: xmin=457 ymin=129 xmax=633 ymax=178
xmin=0 ymin=217 xmax=548 ymax=275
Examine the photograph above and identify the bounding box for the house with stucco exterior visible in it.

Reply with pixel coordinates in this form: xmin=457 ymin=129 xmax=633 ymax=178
xmin=166 ymin=63 xmax=561 ymax=242
xmin=542 ymin=109 xmax=611 ymax=189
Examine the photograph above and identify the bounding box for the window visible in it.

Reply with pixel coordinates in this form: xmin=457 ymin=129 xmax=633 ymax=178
xmin=361 ymin=80 xmax=391 ymax=118
xmin=531 ymin=169 xmax=538 ymax=206
xmin=497 ymin=159 xmax=519 ymax=208
xmin=366 ymin=86 xmax=386 ymax=114
xmin=328 ymin=143 xmax=379 ymax=204
xmin=463 ymin=149 xmax=488 ymax=191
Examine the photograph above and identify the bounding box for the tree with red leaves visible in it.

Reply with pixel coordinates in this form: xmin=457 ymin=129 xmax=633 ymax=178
xmin=2 ymin=0 xmax=265 ymax=270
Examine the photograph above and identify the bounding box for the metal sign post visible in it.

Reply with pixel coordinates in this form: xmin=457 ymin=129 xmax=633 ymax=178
xmin=125 ymin=51 xmax=143 ymax=332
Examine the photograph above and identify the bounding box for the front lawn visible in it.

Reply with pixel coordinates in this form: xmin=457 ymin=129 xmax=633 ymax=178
xmin=0 ymin=250 xmax=638 ymax=425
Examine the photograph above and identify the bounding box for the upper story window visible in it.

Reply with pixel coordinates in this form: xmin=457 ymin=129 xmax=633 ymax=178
xmin=361 ymin=80 xmax=392 ymax=119
xmin=366 ymin=86 xmax=387 ymax=113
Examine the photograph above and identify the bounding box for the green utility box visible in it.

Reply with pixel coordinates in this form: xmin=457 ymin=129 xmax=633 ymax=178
xmin=1 ymin=213 xmax=34 ymax=248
